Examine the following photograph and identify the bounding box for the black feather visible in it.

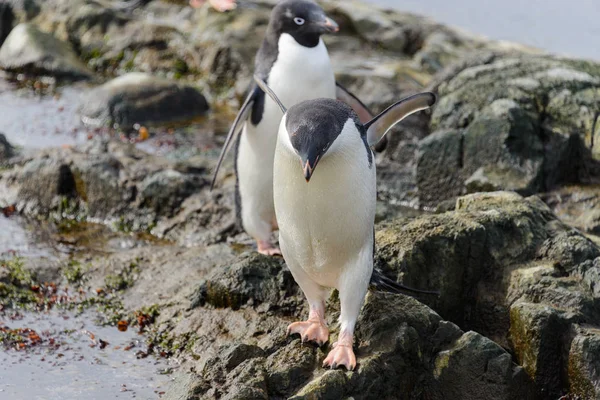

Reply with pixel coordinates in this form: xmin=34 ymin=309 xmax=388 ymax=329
xmin=369 ymin=268 xmax=440 ymax=297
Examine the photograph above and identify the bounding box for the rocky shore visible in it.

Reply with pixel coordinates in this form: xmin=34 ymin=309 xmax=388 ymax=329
xmin=1 ymin=0 xmax=599 ymax=399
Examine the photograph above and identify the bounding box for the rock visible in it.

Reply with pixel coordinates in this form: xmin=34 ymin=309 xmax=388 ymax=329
xmin=509 ymin=302 xmax=569 ymax=398
xmin=17 ymin=157 xmax=77 ymax=215
xmin=222 ymin=344 xmax=266 ymax=372
xmin=568 ymin=326 xmax=600 ymax=399
xmin=0 ymin=133 xmax=14 ymax=164
xmin=265 ymin=341 xmax=319 ymax=396
xmin=375 ymin=191 xmax=600 ymax=397
xmin=541 ymin=186 xmax=600 ymax=235
xmin=0 ymin=23 xmax=92 ymax=79
xmin=139 ymin=169 xmax=207 ymax=218
xmin=430 ymin=331 xmax=534 ymax=400
xmin=190 ymin=252 xmax=302 ymax=312
xmin=1 ymin=140 xmax=214 ymax=232
xmin=0 ymin=1 xmax=14 ymax=48
xmin=79 ymin=73 xmax=209 ymax=129
xmin=419 ymin=54 xmax=600 ymax=206
xmin=416 ymin=129 xmax=464 ymax=205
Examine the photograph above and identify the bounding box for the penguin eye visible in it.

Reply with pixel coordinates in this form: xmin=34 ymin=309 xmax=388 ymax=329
xmin=293 ymin=17 xmax=305 ymax=26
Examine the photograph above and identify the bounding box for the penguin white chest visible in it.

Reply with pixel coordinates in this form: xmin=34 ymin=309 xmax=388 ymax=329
xmin=273 ymin=119 xmax=376 ymax=288
xmin=268 ymin=33 xmax=336 ymax=105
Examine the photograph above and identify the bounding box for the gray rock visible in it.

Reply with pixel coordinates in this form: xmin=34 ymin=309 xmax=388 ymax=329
xmin=191 ymin=252 xmax=302 ymax=312
xmin=0 ymin=23 xmax=92 ymax=79
xmin=375 ymin=191 xmax=600 ymax=396
xmin=17 ymin=157 xmax=77 ymax=215
xmin=541 ymin=186 xmax=600 ymax=235
xmin=509 ymin=302 xmax=569 ymax=398
xmin=139 ymin=169 xmax=207 ymax=218
xmin=568 ymin=326 xmax=600 ymax=400
xmin=416 ymin=129 xmax=464 ymax=204
xmin=429 ymin=331 xmax=534 ymax=400
xmin=79 ymin=73 xmax=209 ymax=129
xmin=420 ymin=54 xmax=600 ymax=206
xmin=222 ymin=343 xmax=266 ymax=372
xmin=0 ymin=132 xmax=14 ymax=164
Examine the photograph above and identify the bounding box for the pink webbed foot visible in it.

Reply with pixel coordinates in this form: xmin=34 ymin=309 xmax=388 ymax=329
xmin=189 ymin=0 xmax=236 ymax=12
xmin=323 ymin=343 xmax=356 ymax=371
xmin=323 ymin=332 xmax=356 ymax=370
xmin=287 ymin=320 xmax=329 ymax=346
xmin=257 ymin=241 xmax=282 ymax=256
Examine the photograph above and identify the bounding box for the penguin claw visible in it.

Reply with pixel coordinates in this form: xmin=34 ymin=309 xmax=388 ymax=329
xmin=323 ymin=345 xmax=356 ymax=371
xmin=286 ymin=320 xmax=329 ymax=346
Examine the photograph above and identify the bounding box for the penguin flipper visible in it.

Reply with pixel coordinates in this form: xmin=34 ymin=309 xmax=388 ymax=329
xmin=210 ymin=85 xmax=260 ymax=190
xmin=365 ymin=92 xmax=437 ymax=147
xmin=335 ymin=82 xmax=373 ymax=124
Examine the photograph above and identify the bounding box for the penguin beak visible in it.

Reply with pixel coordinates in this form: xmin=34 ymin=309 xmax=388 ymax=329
xmin=317 ymin=16 xmax=339 ymax=33
xmin=300 ymin=154 xmax=320 ymax=182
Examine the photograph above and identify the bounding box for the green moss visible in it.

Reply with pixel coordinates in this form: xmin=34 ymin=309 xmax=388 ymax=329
xmin=509 ymin=306 xmax=539 ymax=378
xmin=2 ymin=257 xmax=33 ymax=286
xmin=568 ymin=340 xmax=596 ymax=398
xmin=0 ymin=282 xmax=39 ymax=309
xmin=62 ymin=260 xmax=87 ymax=285
xmin=173 ymin=58 xmax=189 ymax=80
xmin=104 ymin=260 xmax=140 ymax=292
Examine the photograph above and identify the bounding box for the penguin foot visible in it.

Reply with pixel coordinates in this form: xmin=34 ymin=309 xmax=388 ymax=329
xmin=323 ymin=343 xmax=356 ymax=371
xmin=257 ymin=241 xmax=282 ymax=256
xmin=189 ymin=0 xmax=236 ymax=12
xmin=286 ymin=320 xmax=329 ymax=346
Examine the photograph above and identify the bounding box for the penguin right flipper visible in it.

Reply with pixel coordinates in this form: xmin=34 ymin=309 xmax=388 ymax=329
xmin=365 ymin=92 xmax=437 ymax=147
xmin=210 ymin=85 xmax=262 ymax=190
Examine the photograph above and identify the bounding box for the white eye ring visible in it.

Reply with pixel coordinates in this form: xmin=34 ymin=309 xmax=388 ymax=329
xmin=294 ymin=17 xmax=305 ymax=25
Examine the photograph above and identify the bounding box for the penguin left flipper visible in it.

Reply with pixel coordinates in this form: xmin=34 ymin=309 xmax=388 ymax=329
xmin=210 ymin=85 xmax=262 ymax=190
xmin=365 ymin=92 xmax=437 ymax=147
xmin=335 ymin=82 xmax=373 ymax=124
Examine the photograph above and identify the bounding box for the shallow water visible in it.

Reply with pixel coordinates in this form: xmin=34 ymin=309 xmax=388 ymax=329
xmin=0 ymin=310 xmax=173 ymax=400
xmin=0 ymin=82 xmax=90 ymax=150
xmin=365 ymin=0 xmax=600 ymax=61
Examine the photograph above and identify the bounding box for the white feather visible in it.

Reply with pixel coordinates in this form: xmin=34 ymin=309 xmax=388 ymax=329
xmin=274 ymin=119 xmax=376 ymax=289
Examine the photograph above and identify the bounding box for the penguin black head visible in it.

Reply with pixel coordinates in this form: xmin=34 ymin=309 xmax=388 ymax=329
xmin=286 ymin=99 xmax=361 ymax=182
xmin=268 ymin=0 xmax=339 ymax=47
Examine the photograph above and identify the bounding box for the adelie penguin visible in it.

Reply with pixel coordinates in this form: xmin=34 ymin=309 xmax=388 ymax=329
xmin=253 ymin=76 xmax=438 ymax=371
xmin=210 ymin=0 xmax=373 ymax=256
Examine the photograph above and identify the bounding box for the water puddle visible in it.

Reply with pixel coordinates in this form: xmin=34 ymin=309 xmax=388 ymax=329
xmin=0 ymin=82 xmax=91 ymax=150
xmin=0 ymin=310 xmax=174 ymax=399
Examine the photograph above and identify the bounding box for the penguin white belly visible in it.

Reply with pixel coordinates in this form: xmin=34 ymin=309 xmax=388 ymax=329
xmin=237 ymin=34 xmax=336 ymax=242
xmin=273 ymin=121 xmax=376 ymax=289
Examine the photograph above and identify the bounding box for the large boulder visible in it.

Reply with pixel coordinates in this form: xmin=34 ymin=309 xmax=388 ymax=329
xmin=166 ymin=291 xmax=534 ymax=400
xmin=375 ymin=191 xmax=600 ymax=397
xmin=418 ymin=54 xmax=600 ymax=206
xmin=79 ymin=73 xmax=209 ymax=129
xmin=0 ymin=22 xmax=92 ymax=79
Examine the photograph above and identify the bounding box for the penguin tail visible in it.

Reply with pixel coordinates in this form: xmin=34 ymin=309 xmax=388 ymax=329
xmin=370 ymin=268 xmax=439 ymax=297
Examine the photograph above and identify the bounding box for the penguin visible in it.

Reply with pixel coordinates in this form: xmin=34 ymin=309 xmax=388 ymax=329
xmin=210 ymin=0 xmax=373 ymax=256
xmin=253 ymin=76 xmax=437 ymax=370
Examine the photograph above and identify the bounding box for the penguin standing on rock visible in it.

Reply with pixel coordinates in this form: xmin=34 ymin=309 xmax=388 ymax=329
xmin=253 ymin=76 xmax=437 ymax=370
xmin=211 ymin=0 xmax=373 ymax=256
